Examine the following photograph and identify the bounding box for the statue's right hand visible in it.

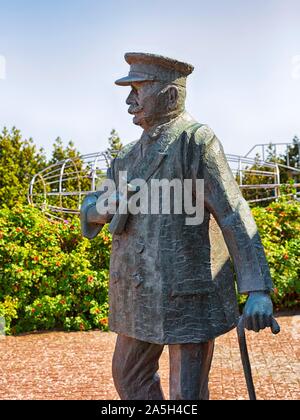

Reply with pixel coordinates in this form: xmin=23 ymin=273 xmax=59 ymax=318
xmin=107 ymin=191 xmax=121 ymax=208
xmin=92 ymin=191 xmax=125 ymax=224
xmin=96 ymin=191 xmax=123 ymax=214
xmin=82 ymin=193 xmax=98 ymax=209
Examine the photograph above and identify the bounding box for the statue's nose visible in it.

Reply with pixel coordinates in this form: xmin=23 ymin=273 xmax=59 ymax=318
xmin=126 ymin=90 xmax=136 ymax=105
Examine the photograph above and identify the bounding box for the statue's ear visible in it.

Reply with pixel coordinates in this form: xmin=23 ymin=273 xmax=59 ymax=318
xmin=167 ymin=86 xmax=179 ymax=111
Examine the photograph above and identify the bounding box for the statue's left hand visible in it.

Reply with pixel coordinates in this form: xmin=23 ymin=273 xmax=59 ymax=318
xmin=243 ymin=291 xmax=280 ymax=333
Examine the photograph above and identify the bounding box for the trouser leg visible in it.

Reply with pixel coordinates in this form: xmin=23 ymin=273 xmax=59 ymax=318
xmin=112 ymin=334 xmax=165 ymax=400
xmin=169 ymin=340 xmax=215 ymax=400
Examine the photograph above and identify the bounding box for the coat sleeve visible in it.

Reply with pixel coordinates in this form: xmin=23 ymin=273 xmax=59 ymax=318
xmin=194 ymin=126 xmax=273 ymax=294
xmin=80 ymin=164 xmax=115 ymax=240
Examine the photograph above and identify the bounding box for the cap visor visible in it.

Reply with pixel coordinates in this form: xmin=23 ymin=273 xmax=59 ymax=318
xmin=115 ymin=75 xmax=152 ymax=86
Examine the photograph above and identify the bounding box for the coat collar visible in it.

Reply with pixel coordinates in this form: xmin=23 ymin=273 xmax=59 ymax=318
xmin=140 ymin=111 xmax=195 ymax=153
xmin=125 ymin=112 xmax=196 ymax=182
xmin=114 ymin=111 xmax=197 ymax=184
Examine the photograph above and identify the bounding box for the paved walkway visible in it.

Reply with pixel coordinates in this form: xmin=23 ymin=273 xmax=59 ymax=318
xmin=0 ymin=314 xmax=299 ymax=400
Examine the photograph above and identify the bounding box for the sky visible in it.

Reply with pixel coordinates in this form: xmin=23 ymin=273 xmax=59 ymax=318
xmin=0 ymin=0 xmax=299 ymax=159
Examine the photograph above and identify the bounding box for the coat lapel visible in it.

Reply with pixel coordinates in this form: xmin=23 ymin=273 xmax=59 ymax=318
xmin=109 ymin=140 xmax=168 ymax=235
xmin=109 ymin=114 xmax=198 ymax=235
xmin=129 ymin=140 xmax=168 ymax=182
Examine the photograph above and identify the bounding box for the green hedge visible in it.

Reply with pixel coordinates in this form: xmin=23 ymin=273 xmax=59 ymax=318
xmin=0 ymin=205 xmax=111 ymax=334
xmin=0 ymin=200 xmax=299 ymax=335
xmin=252 ymin=199 xmax=300 ymax=309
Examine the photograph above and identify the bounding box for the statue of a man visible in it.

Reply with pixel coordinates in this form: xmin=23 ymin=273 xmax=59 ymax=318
xmin=81 ymin=53 xmax=276 ymax=400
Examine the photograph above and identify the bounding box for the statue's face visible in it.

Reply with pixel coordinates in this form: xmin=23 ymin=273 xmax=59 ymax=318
xmin=126 ymin=81 xmax=179 ymax=131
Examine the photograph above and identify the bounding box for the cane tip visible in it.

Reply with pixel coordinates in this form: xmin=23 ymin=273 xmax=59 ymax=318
xmin=271 ymin=318 xmax=280 ymax=335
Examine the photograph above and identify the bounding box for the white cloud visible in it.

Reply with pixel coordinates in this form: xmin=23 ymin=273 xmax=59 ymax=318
xmin=0 ymin=55 xmax=6 ymax=80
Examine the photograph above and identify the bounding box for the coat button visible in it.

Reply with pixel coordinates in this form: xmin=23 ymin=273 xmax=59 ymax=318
xmin=135 ymin=240 xmax=145 ymax=254
xmin=132 ymin=273 xmax=144 ymax=288
xmin=111 ymin=271 xmax=119 ymax=284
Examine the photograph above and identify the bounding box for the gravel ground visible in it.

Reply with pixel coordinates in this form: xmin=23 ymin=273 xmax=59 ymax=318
xmin=0 ymin=314 xmax=299 ymax=400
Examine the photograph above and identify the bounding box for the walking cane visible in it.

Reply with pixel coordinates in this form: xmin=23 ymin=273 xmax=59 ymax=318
xmin=237 ymin=315 xmax=280 ymax=400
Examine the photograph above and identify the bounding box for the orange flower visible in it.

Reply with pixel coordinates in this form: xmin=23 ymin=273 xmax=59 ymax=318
xmin=56 ymin=261 xmax=61 ymax=267
xmin=283 ymin=254 xmax=289 ymax=260
xmin=87 ymin=275 xmax=94 ymax=284
xmin=100 ymin=318 xmax=108 ymax=326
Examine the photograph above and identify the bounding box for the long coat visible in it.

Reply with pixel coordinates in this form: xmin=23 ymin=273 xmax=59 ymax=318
xmin=81 ymin=112 xmax=273 ymax=344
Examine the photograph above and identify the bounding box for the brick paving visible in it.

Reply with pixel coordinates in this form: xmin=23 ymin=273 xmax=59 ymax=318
xmin=0 ymin=314 xmax=299 ymax=400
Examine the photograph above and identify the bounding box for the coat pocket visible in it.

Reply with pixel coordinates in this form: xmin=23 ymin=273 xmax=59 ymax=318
xmin=171 ymin=279 xmax=215 ymax=298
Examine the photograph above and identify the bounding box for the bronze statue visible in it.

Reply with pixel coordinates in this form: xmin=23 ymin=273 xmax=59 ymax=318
xmin=81 ymin=53 xmax=278 ymax=400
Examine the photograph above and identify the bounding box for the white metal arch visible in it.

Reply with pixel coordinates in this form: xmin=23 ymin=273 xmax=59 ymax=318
xmin=28 ymin=150 xmax=300 ymax=218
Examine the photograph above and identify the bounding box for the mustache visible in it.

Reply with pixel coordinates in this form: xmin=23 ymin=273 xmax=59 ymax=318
xmin=128 ymin=104 xmax=144 ymax=115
